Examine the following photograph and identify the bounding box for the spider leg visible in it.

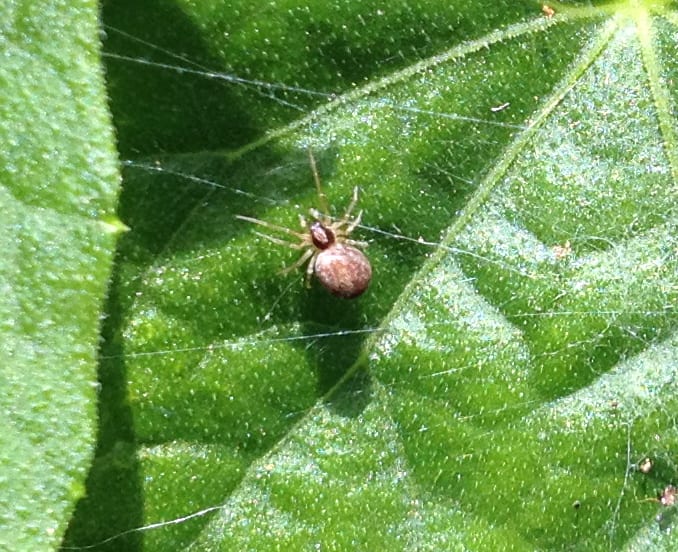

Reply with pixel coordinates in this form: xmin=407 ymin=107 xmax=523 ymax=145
xmin=253 ymin=231 xmax=306 ymax=249
xmin=339 ymin=186 xmax=360 ymax=224
xmin=308 ymin=148 xmax=330 ymax=216
xmin=304 ymin=252 xmax=317 ymax=288
xmin=329 ymin=187 xmax=362 ymax=234
xmin=310 ymin=207 xmax=335 ymax=225
xmin=343 ymin=238 xmax=368 ymax=248
xmin=280 ymin=248 xmax=315 ymax=276
xmin=343 ymin=209 xmax=363 ymax=235
xmin=236 ymin=214 xmax=307 ymax=240
xmin=332 ymin=208 xmax=363 ymax=238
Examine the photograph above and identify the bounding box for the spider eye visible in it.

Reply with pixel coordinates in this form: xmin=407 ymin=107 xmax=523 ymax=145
xmin=310 ymin=222 xmax=334 ymax=250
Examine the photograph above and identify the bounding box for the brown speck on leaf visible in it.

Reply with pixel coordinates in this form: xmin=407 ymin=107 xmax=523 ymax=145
xmin=660 ymin=485 xmax=677 ymax=507
xmin=552 ymin=240 xmax=572 ymax=260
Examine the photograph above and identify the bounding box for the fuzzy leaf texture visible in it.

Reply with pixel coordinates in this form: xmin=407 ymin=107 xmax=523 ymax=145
xmin=0 ymin=0 xmax=122 ymax=550
xmin=64 ymin=1 xmax=678 ymax=551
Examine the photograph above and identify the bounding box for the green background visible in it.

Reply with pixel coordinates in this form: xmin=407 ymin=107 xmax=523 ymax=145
xmin=3 ymin=0 xmax=678 ymax=550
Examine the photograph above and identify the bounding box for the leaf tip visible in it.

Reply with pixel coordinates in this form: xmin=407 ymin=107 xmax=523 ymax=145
xmin=100 ymin=217 xmax=130 ymax=235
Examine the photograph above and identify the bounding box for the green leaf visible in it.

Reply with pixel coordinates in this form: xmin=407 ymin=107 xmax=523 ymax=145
xmin=65 ymin=1 xmax=678 ymax=550
xmin=0 ymin=0 xmax=122 ymax=550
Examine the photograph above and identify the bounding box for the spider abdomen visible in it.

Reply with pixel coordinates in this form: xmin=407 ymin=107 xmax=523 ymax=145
xmin=314 ymin=244 xmax=372 ymax=299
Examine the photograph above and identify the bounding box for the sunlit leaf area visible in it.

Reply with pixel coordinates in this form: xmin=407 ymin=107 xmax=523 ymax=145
xmin=4 ymin=1 xmax=678 ymax=551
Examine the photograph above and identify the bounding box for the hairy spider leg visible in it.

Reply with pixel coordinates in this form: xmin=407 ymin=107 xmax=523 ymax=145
xmin=308 ymin=207 xmax=331 ymax=225
xmin=342 ymin=238 xmax=369 ymax=248
xmin=340 ymin=186 xmax=360 ymax=225
xmin=342 ymin=207 xmax=363 ymax=236
xmin=280 ymin=248 xmax=316 ymax=287
xmin=308 ymin=148 xmax=330 ymax=216
xmin=235 ymin=214 xmax=308 ymax=241
xmin=237 ymin=213 xmax=319 ymax=282
xmin=304 ymin=251 xmax=317 ymax=287
xmin=252 ymin=231 xmax=306 ymax=249
xmin=310 ymin=187 xmax=361 ymax=226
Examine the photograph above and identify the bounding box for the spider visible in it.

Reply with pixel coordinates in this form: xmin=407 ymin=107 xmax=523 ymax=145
xmin=236 ymin=150 xmax=372 ymax=299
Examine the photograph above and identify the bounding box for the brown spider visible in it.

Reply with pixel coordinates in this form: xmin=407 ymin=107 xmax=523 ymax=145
xmin=236 ymin=150 xmax=371 ymax=298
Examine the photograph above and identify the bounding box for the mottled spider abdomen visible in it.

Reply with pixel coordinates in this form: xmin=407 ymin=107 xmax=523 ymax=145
xmin=314 ymin=243 xmax=372 ymax=298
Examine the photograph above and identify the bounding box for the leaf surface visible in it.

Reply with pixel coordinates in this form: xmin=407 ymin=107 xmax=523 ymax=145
xmin=65 ymin=1 xmax=678 ymax=550
xmin=0 ymin=1 xmax=121 ymax=549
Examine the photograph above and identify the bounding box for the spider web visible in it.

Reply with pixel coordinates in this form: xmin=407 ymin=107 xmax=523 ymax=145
xmin=62 ymin=4 xmax=678 ymax=551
